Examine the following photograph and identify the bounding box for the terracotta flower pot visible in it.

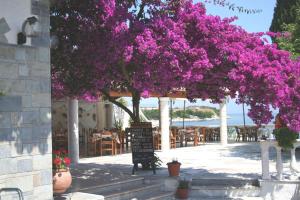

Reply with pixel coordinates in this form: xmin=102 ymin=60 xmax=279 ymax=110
xmin=176 ymin=188 xmax=189 ymax=199
xmin=53 ymin=169 xmax=72 ymax=194
xmin=167 ymin=162 xmax=181 ymax=177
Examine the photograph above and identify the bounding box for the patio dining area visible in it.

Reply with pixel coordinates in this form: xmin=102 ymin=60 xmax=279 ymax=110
xmin=52 ymin=123 xmax=269 ymax=159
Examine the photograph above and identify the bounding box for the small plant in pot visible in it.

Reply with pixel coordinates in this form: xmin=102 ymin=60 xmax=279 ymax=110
xmin=52 ymin=149 xmax=72 ymax=194
xmin=176 ymin=179 xmax=190 ymax=199
xmin=167 ymin=158 xmax=181 ymax=177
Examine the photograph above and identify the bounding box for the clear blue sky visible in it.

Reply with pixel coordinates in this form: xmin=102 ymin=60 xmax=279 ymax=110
xmin=127 ymin=0 xmax=277 ymax=114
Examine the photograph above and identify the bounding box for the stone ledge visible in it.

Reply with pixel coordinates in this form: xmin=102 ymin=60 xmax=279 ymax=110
xmin=55 ymin=192 xmax=104 ymax=200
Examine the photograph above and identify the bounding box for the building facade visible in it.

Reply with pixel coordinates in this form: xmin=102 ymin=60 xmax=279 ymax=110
xmin=0 ymin=0 xmax=52 ymax=199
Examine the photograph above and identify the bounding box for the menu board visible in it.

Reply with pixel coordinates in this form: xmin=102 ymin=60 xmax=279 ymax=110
xmin=128 ymin=122 xmax=155 ymax=174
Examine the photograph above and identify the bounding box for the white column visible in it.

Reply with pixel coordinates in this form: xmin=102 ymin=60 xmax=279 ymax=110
xmin=261 ymin=141 xmax=271 ymax=180
xmin=159 ymin=97 xmax=170 ymax=151
xmin=219 ymin=99 xmax=228 ymax=145
xmin=105 ymin=103 xmax=114 ymax=129
xmin=67 ymin=98 xmax=79 ymax=164
xmin=96 ymin=100 xmax=106 ymax=130
xmin=276 ymin=146 xmax=283 ymax=180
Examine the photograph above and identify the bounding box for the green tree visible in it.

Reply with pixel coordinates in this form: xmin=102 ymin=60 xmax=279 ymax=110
xmin=270 ymin=0 xmax=300 ymax=58
xmin=270 ymin=0 xmax=300 ymax=32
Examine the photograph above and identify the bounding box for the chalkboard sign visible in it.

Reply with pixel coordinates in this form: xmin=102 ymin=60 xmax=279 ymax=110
xmin=128 ymin=122 xmax=155 ymax=174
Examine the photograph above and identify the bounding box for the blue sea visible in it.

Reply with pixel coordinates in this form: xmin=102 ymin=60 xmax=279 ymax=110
xmin=171 ymin=113 xmax=276 ymax=127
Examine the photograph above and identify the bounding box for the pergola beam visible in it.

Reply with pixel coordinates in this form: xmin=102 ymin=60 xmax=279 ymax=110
xmin=108 ymin=90 xmax=187 ymax=98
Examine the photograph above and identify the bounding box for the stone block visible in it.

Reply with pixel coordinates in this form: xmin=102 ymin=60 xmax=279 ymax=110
xmin=0 ymin=128 xmax=14 ymax=141
xmin=5 ymin=175 xmax=33 ymax=192
xmin=11 ymin=112 xmax=21 ymax=127
xmin=33 ymin=173 xmax=41 ymax=187
xmin=25 ymin=48 xmax=37 ymax=61
xmin=10 ymin=141 xmax=24 ymax=156
xmin=0 ymin=46 xmax=15 ymax=60
xmin=0 ymin=143 xmax=11 ymax=158
xmin=19 ymin=64 xmax=29 ymax=76
xmin=33 ymin=185 xmax=53 ymax=200
xmin=20 ymin=127 xmax=33 ymax=142
xmin=22 ymin=95 xmax=32 ymax=108
xmin=0 ymin=158 xmax=17 ymax=175
xmin=0 ymin=35 xmax=8 ymax=43
xmin=17 ymin=159 xmax=33 ymax=172
xmin=0 ymin=96 xmax=22 ymax=112
xmin=39 ymin=108 xmax=51 ymax=124
xmin=21 ymin=111 xmax=40 ymax=125
xmin=40 ymin=169 xmax=52 ymax=185
xmin=30 ymin=63 xmax=50 ymax=77
xmin=32 ymin=125 xmax=51 ymax=141
xmin=32 ymin=93 xmax=51 ymax=107
xmin=28 ymin=140 xmax=51 ymax=155
xmin=0 ymin=80 xmax=27 ymax=95
xmin=26 ymin=79 xmax=50 ymax=93
xmin=32 ymin=154 xmax=52 ymax=170
xmin=15 ymin=48 xmax=26 ymax=61
xmin=0 ymin=62 xmax=18 ymax=79
xmin=38 ymin=48 xmax=50 ymax=63
xmin=0 ymin=112 xmax=11 ymax=128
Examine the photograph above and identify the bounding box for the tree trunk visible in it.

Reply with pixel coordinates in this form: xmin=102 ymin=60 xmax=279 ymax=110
xmin=132 ymin=92 xmax=141 ymax=123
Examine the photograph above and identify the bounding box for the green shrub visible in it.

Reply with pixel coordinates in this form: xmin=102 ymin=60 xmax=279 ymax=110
xmin=273 ymin=127 xmax=298 ymax=150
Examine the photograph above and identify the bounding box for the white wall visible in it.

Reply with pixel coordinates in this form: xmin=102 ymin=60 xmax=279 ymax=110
xmin=0 ymin=0 xmax=32 ymax=44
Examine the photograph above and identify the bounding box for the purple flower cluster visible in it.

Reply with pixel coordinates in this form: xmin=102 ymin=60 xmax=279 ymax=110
xmin=51 ymin=0 xmax=300 ymax=130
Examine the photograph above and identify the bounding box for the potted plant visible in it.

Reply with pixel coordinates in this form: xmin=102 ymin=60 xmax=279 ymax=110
xmin=52 ymin=149 xmax=72 ymax=194
xmin=273 ymin=127 xmax=298 ymax=150
xmin=176 ymin=179 xmax=190 ymax=199
xmin=167 ymin=158 xmax=181 ymax=177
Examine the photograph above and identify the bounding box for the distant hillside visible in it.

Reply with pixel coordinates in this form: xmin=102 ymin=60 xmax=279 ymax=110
xmin=142 ymin=106 xmax=219 ymax=120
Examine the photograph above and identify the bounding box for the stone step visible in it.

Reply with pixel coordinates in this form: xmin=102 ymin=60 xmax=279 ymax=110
xmin=100 ymin=183 xmax=168 ymax=200
xmin=192 ymin=178 xmax=259 ymax=187
xmin=190 ymin=178 xmax=261 ymax=198
xmin=78 ymin=177 xmax=145 ymax=195
xmin=172 ymin=196 xmax=264 ymax=200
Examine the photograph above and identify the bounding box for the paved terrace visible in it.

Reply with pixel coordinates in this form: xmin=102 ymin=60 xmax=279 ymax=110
xmin=68 ymin=142 xmax=300 ymax=192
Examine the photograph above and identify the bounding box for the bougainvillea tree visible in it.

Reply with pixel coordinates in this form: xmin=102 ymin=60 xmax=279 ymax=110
xmin=51 ymin=0 xmax=300 ymax=131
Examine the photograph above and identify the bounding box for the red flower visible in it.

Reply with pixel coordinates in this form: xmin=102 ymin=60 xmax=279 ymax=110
xmin=53 ymin=150 xmax=61 ymax=155
xmin=53 ymin=158 xmax=61 ymax=165
xmin=64 ymin=157 xmax=71 ymax=166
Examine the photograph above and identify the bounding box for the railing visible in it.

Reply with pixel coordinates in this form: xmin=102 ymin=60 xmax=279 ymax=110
xmin=260 ymin=139 xmax=300 ymax=180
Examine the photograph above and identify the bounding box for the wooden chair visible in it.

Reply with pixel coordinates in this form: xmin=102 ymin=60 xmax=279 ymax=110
xmin=153 ymin=128 xmax=161 ymax=150
xmin=86 ymin=128 xmax=98 ymax=156
xmin=170 ymin=130 xmax=176 ymax=149
xmin=235 ymin=126 xmax=241 ymax=142
xmin=100 ymin=130 xmax=116 ymax=156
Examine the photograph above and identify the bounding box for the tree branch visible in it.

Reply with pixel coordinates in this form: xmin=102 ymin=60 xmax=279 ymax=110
xmin=137 ymin=2 xmax=145 ymax=20
xmin=101 ymin=90 xmax=135 ymax=120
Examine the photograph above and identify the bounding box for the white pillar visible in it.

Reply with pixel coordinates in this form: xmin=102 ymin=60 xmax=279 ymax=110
xmin=105 ymin=103 xmax=114 ymax=129
xmin=96 ymin=100 xmax=106 ymax=130
xmin=261 ymin=141 xmax=271 ymax=180
xmin=219 ymin=99 xmax=228 ymax=145
xmin=276 ymin=146 xmax=283 ymax=180
xmin=67 ymin=98 xmax=79 ymax=164
xmin=159 ymin=97 xmax=170 ymax=151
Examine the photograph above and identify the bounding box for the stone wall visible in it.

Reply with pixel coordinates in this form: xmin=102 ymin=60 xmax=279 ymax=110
xmin=0 ymin=0 xmax=52 ymax=199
